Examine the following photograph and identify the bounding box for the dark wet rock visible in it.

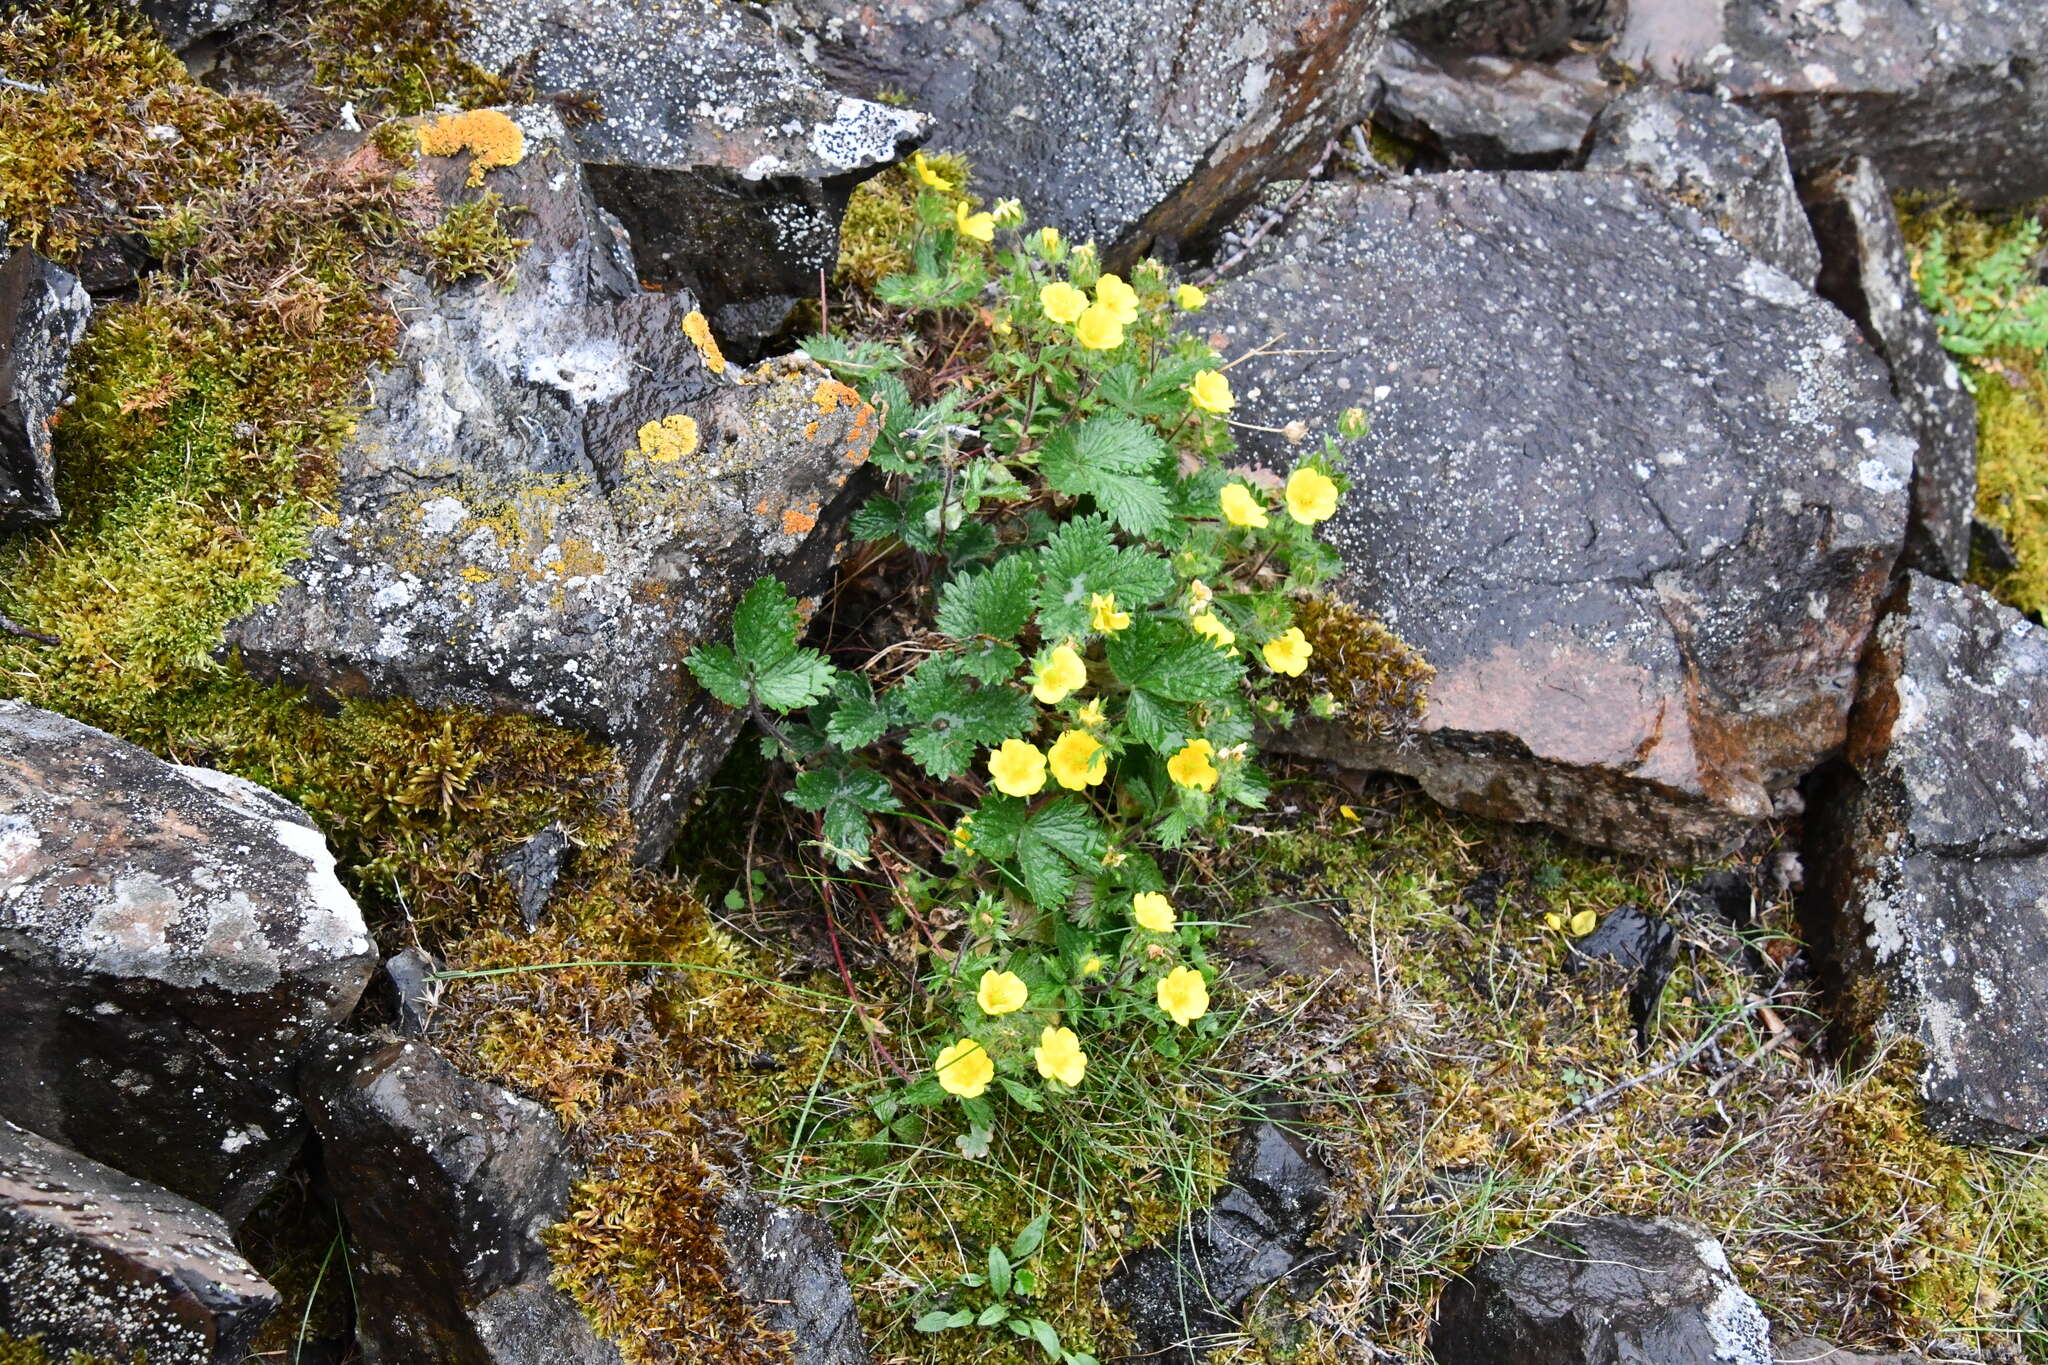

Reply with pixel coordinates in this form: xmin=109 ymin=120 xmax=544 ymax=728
xmin=1973 ymin=516 xmax=2019 ymax=579
xmin=500 ymin=824 xmax=569 ymax=931
xmin=1804 ymin=157 xmax=1977 ymax=581
xmin=0 ymin=1117 xmax=279 ymax=1364
xmin=1395 ymin=0 xmax=1623 ymax=59
xmin=302 ymin=1035 xmax=619 ymax=1365
xmin=458 ymin=0 xmax=925 ymax=339
xmin=1805 ymin=573 xmax=2048 ymax=1143
xmin=1105 ymin=1119 xmax=1336 ymax=1361
xmin=1775 ymin=1341 xmax=1930 ymax=1365
xmin=1615 ymin=0 xmax=2048 ymax=208
xmin=1371 ymin=37 xmax=1613 ymax=167
xmin=1584 ymin=89 xmax=1822 ymax=288
xmin=1567 ymin=904 xmax=1678 ymax=1048
xmin=0 ymin=699 xmax=376 ymax=1223
xmin=1431 ymin=1215 xmax=1773 ymax=1365
xmin=1215 ymin=172 xmax=1912 ymax=861
xmin=119 ymin=0 xmax=266 ymax=50
xmin=719 ymin=1192 xmax=873 ymax=1365
xmin=225 ymin=109 xmax=880 ymax=865
xmin=383 ymin=946 xmax=442 ymax=1039
xmin=0 ymin=246 xmax=91 ymax=530
xmin=778 ymin=0 xmax=1388 ymax=264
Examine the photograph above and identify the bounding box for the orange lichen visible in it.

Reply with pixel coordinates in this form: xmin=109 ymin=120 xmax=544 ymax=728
xmin=781 ymin=504 xmax=819 ymax=536
xmin=682 ymin=310 xmax=726 ymax=374
xmin=417 ymin=108 xmax=525 ymax=186
xmin=636 ymin=414 xmax=700 ymax=464
xmin=810 ymin=379 xmax=861 ymax=415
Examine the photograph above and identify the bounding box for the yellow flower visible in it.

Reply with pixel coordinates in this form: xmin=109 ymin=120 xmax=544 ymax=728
xmin=954 ymin=201 xmax=995 ymax=243
xmin=1080 ymin=954 xmax=1104 ymax=976
xmin=1034 ymin=1026 xmax=1087 ymax=1086
xmin=912 ymin=152 xmax=953 ymax=190
xmin=1037 ymin=226 xmax=1063 ymax=255
xmin=1190 ymin=613 xmax=1235 ymax=650
xmin=1040 ymin=281 xmax=1088 ymax=324
xmin=1094 ymin=273 xmax=1139 ymax=325
xmin=934 ymin=1038 xmax=993 ymax=1097
xmin=977 ymin=969 xmax=1030 ymax=1016
xmin=1188 ymin=370 xmax=1234 ymax=415
xmin=1048 ymin=729 xmax=1108 ymax=790
xmin=1262 ymin=627 xmax=1312 ymax=677
xmin=988 ymin=738 xmax=1048 ymax=797
xmin=1186 ymin=579 xmax=1213 ymax=613
xmin=1570 ymin=909 xmax=1598 ymax=937
xmin=1030 ymin=644 xmax=1088 ymax=704
xmin=1284 ymin=466 xmax=1340 ymax=524
xmin=1219 ymin=483 xmax=1268 ymax=528
xmin=952 ymin=814 xmax=975 ymax=851
xmin=1077 ymin=698 xmax=1106 ymax=727
xmin=1166 ymin=739 xmax=1219 ymax=792
xmin=1157 ymin=966 xmax=1209 ymax=1026
xmin=1132 ymin=891 xmax=1175 ymax=933
xmin=1175 ymin=283 xmax=1208 ymax=310
xmin=1339 ymin=804 xmax=1360 ymax=822
xmin=1072 ymin=302 xmax=1125 ymax=351
xmin=1089 ymin=591 xmax=1131 ymax=633
xmin=992 ymin=197 xmax=1025 ymax=227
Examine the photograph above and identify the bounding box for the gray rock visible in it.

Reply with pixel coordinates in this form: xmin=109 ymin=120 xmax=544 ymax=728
xmin=383 ymin=946 xmax=442 ymax=1039
xmin=1584 ymin=89 xmax=1823 ymax=287
xmin=777 ymin=0 xmax=1388 ymax=264
xmin=1372 ymin=37 xmax=1614 ymax=166
xmin=500 ymin=824 xmax=569 ymax=931
xmin=1804 ymin=157 xmax=1978 ymax=581
xmin=118 ymin=0 xmax=266 ymax=50
xmin=1806 ymin=574 xmax=2048 ymax=1143
xmin=225 ymin=109 xmax=880 ymax=865
xmin=458 ymin=0 xmax=926 ymax=339
xmin=0 ymin=246 xmax=90 ymax=530
xmin=1212 ymin=172 xmax=1911 ymax=860
xmin=1430 ymin=1215 xmax=1774 ymax=1365
xmin=0 ymin=1117 xmax=279 ymax=1364
xmin=1775 ymin=1341 xmax=1930 ymax=1365
xmin=1396 ymin=0 xmax=1624 ymax=59
xmin=302 ymin=1035 xmax=618 ymax=1365
xmin=1104 ymin=1119 xmax=1335 ymax=1361
xmin=1616 ymin=0 xmax=2048 ymax=207
xmin=720 ymin=1192 xmax=873 ymax=1365
xmin=0 ymin=699 xmax=376 ymax=1223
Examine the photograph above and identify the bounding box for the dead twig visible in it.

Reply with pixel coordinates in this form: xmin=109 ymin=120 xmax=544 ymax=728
xmin=0 ymin=612 xmax=57 ymax=645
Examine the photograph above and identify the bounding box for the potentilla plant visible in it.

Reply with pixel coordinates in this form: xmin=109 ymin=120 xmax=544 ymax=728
xmin=686 ymin=157 xmax=1356 ymax=1135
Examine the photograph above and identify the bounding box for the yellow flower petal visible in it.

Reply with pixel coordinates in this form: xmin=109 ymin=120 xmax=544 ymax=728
xmin=912 ymin=152 xmax=953 ymax=190
xmin=1077 ymin=699 xmax=1107 ymax=727
xmin=954 ymin=201 xmax=995 ymax=243
xmin=1037 ymin=226 xmax=1063 ymax=255
xmin=1175 ymin=283 xmax=1207 ymax=311
xmin=934 ymin=1037 xmax=993 ymax=1097
xmin=1089 ymin=591 xmax=1132 ymax=633
xmin=1189 ymin=370 xmax=1234 ymax=415
xmin=1030 ymin=644 xmax=1088 ymax=705
xmin=1190 ymin=612 xmax=1235 ymax=649
xmin=1284 ymin=466 xmax=1340 ymax=524
xmin=1262 ymin=627 xmax=1312 ymax=677
xmin=1568 ymin=909 xmax=1599 ymax=937
xmin=988 ymin=738 xmax=1048 ymax=797
xmin=1219 ymin=483 xmax=1268 ymax=528
xmin=1047 ymin=729 xmax=1108 ymax=790
xmin=1157 ymin=966 xmax=1209 ymax=1026
xmin=1034 ymin=1025 xmax=1087 ymax=1086
xmin=1094 ymin=273 xmax=1139 ymax=325
xmin=1040 ymin=281 xmax=1088 ymax=325
xmin=1132 ymin=891 xmax=1176 ymax=933
xmin=976 ymin=968 xmax=1030 ymax=1016
xmin=1166 ymin=739 xmax=1219 ymax=792
xmin=1073 ymin=302 xmax=1125 ymax=350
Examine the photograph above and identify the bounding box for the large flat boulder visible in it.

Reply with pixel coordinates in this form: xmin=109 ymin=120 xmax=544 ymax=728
xmin=1211 ymin=172 xmax=1913 ymax=860
xmin=459 ymin=0 xmax=926 ymax=339
xmin=778 ymin=0 xmax=1388 ymax=263
xmin=1806 ymin=574 xmax=2048 ymax=1143
xmin=1617 ymin=0 xmax=2048 ymax=207
xmin=0 ymin=700 xmax=376 ymax=1223
xmin=0 ymin=246 xmax=90 ymax=530
xmin=225 ymin=109 xmax=879 ymax=864
xmin=0 ymin=1119 xmax=278 ymax=1364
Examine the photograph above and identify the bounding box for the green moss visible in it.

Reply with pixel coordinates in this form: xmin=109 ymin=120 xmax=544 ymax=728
xmin=0 ymin=1336 xmax=126 ymax=1365
xmin=302 ymin=0 xmax=508 ymax=118
xmin=1969 ymin=358 xmax=2048 ymax=613
xmin=1275 ymin=594 xmax=1432 ymax=740
xmin=837 ymin=151 xmax=972 ymax=290
xmin=425 ymin=190 xmax=530 ymax=288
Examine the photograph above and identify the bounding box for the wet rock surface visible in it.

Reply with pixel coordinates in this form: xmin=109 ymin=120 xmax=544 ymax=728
xmin=0 ymin=1118 xmax=279 ymax=1364
xmin=0 ymin=245 xmax=91 ymax=530
xmin=1583 ymin=89 xmax=1822 ymax=288
xmin=1105 ymin=1119 xmax=1336 ymax=1361
xmin=1806 ymin=573 xmax=2048 ymax=1143
xmin=778 ymin=0 xmax=1387 ymax=263
xmin=1566 ymin=904 xmax=1679 ymax=1049
xmin=1430 ymin=1215 xmax=1773 ymax=1365
xmin=1215 ymin=172 xmax=1912 ymax=861
xmin=1804 ymin=157 xmax=1978 ymax=581
xmin=459 ymin=0 xmax=925 ymax=338
xmin=719 ymin=1189 xmax=874 ymax=1365
xmin=1776 ymin=1342 xmax=1931 ymax=1365
xmin=225 ymin=109 xmax=880 ymax=864
xmin=1615 ymin=0 xmax=2048 ymax=208
xmin=1371 ymin=37 xmax=1613 ymax=167
xmin=301 ymin=1035 xmax=619 ymax=1365
xmin=0 ymin=699 xmax=376 ymax=1223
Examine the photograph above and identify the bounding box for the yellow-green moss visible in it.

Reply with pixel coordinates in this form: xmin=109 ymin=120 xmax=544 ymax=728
xmin=424 ymin=190 xmax=530 ymax=286
xmin=0 ymin=1337 xmax=124 ymax=1365
xmin=1276 ymin=594 xmax=1432 ymax=739
xmin=837 ymin=151 xmax=972 ymax=290
xmin=302 ymin=0 xmax=508 ymax=118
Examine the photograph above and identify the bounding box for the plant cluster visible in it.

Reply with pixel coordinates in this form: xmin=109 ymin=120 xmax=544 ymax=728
xmin=686 ymin=167 xmax=1363 ymax=1137
xmin=1914 ymin=212 xmax=2048 ymax=363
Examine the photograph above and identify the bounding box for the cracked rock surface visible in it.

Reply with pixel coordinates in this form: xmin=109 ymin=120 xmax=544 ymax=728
xmin=0 ymin=245 xmax=90 ymax=530
xmin=1807 ymin=573 xmax=2048 ymax=1143
xmin=0 ymin=699 xmax=375 ymax=1223
xmin=1211 ymin=172 xmax=1912 ymax=860
xmin=0 ymin=1119 xmax=279 ymax=1364
xmin=225 ymin=109 xmax=880 ymax=864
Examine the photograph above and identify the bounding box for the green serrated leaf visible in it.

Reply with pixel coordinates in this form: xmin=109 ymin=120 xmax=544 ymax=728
xmin=683 ymin=643 xmax=751 ymax=708
xmin=751 ymin=650 xmax=837 ymax=712
xmin=936 ymin=554 xmax=1037 ymax=641
xmin=787 ymin=761 xmax=900 ymax=866
xmin=954 ymin=639 xmax=1025 ymax=684
xmin=824 ymin=677 xmax=899 ymax=749
xmin=849 ymin=495 xmax=905 ymax=542
xmin=898 ymin=661 xmax=1033 ymax=780
xmin=1033 ymin=516 xmax=1174 ymax=640
xmin=732 ymin=576 xmax=804 ymax=662
xmin=1014 ymin=799 xmax=1105 ymax=911
xmin=1107 ymin=618 xmax=1242 ymax=703
xmin=1040 ymin=415 xmax=1171 ymax=536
